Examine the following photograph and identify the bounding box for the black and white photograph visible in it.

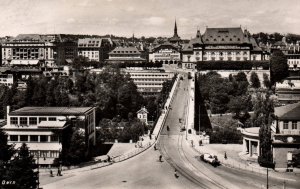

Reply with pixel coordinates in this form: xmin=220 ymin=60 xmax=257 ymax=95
xmin=0 ymin=0 xmax=299 ymax=188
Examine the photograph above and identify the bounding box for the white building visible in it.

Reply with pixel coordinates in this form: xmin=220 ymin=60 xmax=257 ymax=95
xmin=123 ymin=68 xmax=174 ymax=96
xmin=2 ymin=106 xmax=96 ymax=166
xmin=148 ymin=42 xmax=181 ymax=64
xmin=137 ymin=107 xmax=149 ymax=125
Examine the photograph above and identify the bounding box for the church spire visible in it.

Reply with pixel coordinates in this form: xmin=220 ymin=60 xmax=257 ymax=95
xmin=173 ymin=19 xmax=179 ymax=38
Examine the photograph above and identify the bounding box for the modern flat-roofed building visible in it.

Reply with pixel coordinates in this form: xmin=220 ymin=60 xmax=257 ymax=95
xmin=1 ymin=106 xmax=96 ymax=166
xmin=124 ymin=68 xmax=174 ymax=96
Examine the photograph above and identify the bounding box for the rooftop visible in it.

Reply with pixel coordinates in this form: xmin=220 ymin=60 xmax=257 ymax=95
xmin=109 ymin=46 xmax=141 ymax=55
xmin=202 ymin=27 xmax=251 ymax=45
xmin=275 ymin=102 xmax=300 ymax=121
xmin=10 ymin=107 xmax=94 ymax=116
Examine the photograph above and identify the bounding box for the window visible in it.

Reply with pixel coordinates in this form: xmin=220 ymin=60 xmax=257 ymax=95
xmin=292 ymin=121 xmax=297 ymax=130
xmin=20 ymin=135 xmax=28 ymax=142
xmin=10 ymin=117 xmax=18 ymax=125
xmin=29 ymin=117 xmax=37 ymax=125
xmin=40 ymin=117 xmax=47 ymax=123
xmin=10 ymin=135 xmax=18 ymax=141
xmin=50 ymin=151 xmax=59 ymax=158
xmin=20 ymin=117 xmax=28 ymax=125
xmin=51 ymin=135 xmax=59 ymax=142
xmin=48 ymin=117 xmax=57 ymax=121
xmin=283 ymin=121 xmax=289 ymax=129
xmin=30 ymin=135 xmax=38 ymax=142
xmin=40 ymin=135 xmax=48 ymax=142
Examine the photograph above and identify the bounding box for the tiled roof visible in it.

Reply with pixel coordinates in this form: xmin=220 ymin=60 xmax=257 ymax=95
xmin=10 ymin=107 xmax=94 ymax=116
xmin=109 ymin=46 xmax=141 ymax=55
xmin=250 ymin=37 xmax=262 ymax=51
xmin=275 ymin=102 xmax=300 ymax=121
xmin=202 ymin=27 xmax=250 ymax=45
xmin=78 ymin=38 xmax=102 ymax=47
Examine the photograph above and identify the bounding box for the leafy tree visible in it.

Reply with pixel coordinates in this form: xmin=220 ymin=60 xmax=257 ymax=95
xmin=6 ymin=143 xmax=38 ymax=189
xmin=228 ymin=95 xmax=252 ymax=126
xmin=270 ymin=50 xmax=289 ymax=84
xmin=263 ymin=73 xmax=271 ymax=89
xmin=250 ymin=72 xmax=261 ymax=88
xmin=253 ymin=92 xmax=275 ymax=168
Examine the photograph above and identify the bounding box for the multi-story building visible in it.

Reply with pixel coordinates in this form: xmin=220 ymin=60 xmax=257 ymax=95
xmin=182 ymin=27 xmax=265 ymax=68
xmin=78 ymin=38 xmax=113 ymax=62
xmin=1 ymin=106 xmax=96 ymax=166
xmin=272 ymin=102 xmax=300 ymax=171
xmin=1 ymin=34 xmax=78 ymax=68
xmin=149 ymin=42 xmax=181 ymax=64
xmin=0 ymin=67 xmax=14 ymax=87
xmin=124 ymin=68 xmax=174 ymax=96
xmin=106 ymin=46 xmax=146 ymax=64
xmin=276 ymin=76 xmax=300 ymax=102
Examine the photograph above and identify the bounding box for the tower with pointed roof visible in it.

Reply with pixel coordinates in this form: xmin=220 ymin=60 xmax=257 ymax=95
xmin=169 ymin=20 xmax=181 ymax=45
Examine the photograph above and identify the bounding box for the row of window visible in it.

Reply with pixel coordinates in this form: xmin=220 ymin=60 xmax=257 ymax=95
xmin=9 ymin=135 xmax=59 ymax=142
xmin=30 ymin=150 xmax=60 ymax=158
xmin=283 ymin=121 xmax=298 ymax=130
xmin=130 ymin=74 xmax=169 ymax=77
xmin=10 ymin=116 xmax=57 ymax=125
xmin=203 ymin=57 xmax=248 ymax=61
xmin=204 ymin=51 xmax=248 ymax=55
xmin=112 ymin=51 xmax=138 ymax=53
xmin=137 ymin=83 xmax=162 ymax=86
xmin=133 ymin=79 xmax=166 ymax=81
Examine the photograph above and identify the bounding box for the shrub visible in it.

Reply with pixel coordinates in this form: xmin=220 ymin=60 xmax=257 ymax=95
xmin=196 ymin=61 xmax=269 ymax=70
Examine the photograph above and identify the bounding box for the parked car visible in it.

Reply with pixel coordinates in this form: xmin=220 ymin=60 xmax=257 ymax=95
xmin=200 ymin=153 xmax=220 ymax=167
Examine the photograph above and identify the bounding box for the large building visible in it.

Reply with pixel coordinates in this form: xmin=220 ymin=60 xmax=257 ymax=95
xmin=106 ymin=46 xmax=146 ymax=64
xmin=1 ymin=34 xmax=78 ymax=68
xmin=148 ymin=42 xmax=181 ymax=64
xmin=78 ymin=38 xmax=113 ymax=62
xmin=1 ymin=106 xmax=96 ymax=166
xmin=123 ymin=68 xmax=174 ymax=96
xmin=272 ymin=102 xmax=300 ymax=171
xmin=182 ymin=27 xmax=265 ymax=68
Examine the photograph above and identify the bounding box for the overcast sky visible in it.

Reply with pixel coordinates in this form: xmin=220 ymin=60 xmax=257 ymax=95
xmin=0 ymin=0 xmax=299 ymax=38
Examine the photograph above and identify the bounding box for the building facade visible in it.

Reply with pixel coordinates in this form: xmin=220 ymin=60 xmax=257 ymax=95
xmin=272 ymin=102 xmax=300 ymax=171
xmin=182 ymin=27 xmax=265 ymax=68
xmin=149 ymin=42 xmax=181 ymax=64
xmin=106 ymin=46 xmax=146 ymax=64
xmin=123 ymin=68 xmax=174 ymax=96
xmin=2 ymin=106 xmax=96 ymax=166
xmin=1 ymin=34 xmax=78 ymax=68
xmin=78 ymin=38 xmax=113 ymax=62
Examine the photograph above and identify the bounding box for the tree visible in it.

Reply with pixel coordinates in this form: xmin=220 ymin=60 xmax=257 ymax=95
xmin=253 ymin=92 xmax=275 ymax=168
xmin=6 ymin=143 xmax=38 ymax=189
xmin=270 ymin=50 xmax=289 ymax=84
xmin=250 ymin=72 xmax=261 ymax=88
xmin=263 ymin=73 xmax=271 ymax=89
xmin=228 ymin=95 xmax=252 ymax=126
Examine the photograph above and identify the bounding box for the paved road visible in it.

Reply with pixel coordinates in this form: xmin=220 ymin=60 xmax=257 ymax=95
xmin=42 ymin=71 xmax=300 ymax=189
xmin=158 ymin=72 xmax=300 ymax=189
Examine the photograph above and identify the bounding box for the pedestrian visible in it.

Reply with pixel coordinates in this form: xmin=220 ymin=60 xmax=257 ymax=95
xmin=57 ymin=168 xmax=62 ymax=176
xmin=174 ymin=169 xmax=179 ymax=178
xmin=149 ymin=134 xmax=152 ymax=140
xmin=199 ymin=140 xmax=202 ymax=146
xmin=159 ymin=155 xmax=162 ymax=162
xmin=224 ymin=152 xmax=227 ymax=160
xmin=107 ymin=155 xmax=111 ymax=162
xmin=154 ymin=144 xmax=157 ymax=151
xmin=167 ymin=125 xmax=170 ymax=132
xmin=50 ymin=169 xmax=54 ymax=177
xmin=191 ymin=140 xmax=194 ymax=147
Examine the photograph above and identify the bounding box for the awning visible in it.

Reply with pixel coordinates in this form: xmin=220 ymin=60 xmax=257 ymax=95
xmin=10 ymin=60 xmax=40 ymax=65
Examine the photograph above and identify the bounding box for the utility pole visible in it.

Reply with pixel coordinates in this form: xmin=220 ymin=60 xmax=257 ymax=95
xmin=266 ymin=167 xmax=269 ymax=189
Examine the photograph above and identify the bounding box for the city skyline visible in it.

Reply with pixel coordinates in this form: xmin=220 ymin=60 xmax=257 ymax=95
xmin=0 ymin=0 xmax=300 ymax=38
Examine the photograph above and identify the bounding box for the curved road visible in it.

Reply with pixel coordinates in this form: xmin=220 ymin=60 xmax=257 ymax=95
xmin=42 ymin=71 xmax=299 ymax=189
xmin=159 ymin=72 xmax=299 ymax=189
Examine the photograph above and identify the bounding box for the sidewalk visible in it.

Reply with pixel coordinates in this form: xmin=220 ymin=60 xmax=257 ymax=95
xmin=186 ymin=134 xmax=300 ymax=182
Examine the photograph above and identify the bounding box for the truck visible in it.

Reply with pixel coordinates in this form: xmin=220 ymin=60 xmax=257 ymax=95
xmin=200 ymin=153 xmax=220 ymax=167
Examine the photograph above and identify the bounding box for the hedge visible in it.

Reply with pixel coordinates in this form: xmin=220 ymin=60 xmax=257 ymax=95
xmin=196 ymin=61 xmax=269 ymax=70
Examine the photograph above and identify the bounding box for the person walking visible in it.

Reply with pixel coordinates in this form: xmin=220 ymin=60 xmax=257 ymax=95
xmin=50 ymin=169 xmax=54 ymax=177
xmin=224 ymin=152 xmax=227 ymax=160
xmin=154 ymin=144 xmax=157 ymax=151
xmin=159 ymin=155 xmax=162 ymax=162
